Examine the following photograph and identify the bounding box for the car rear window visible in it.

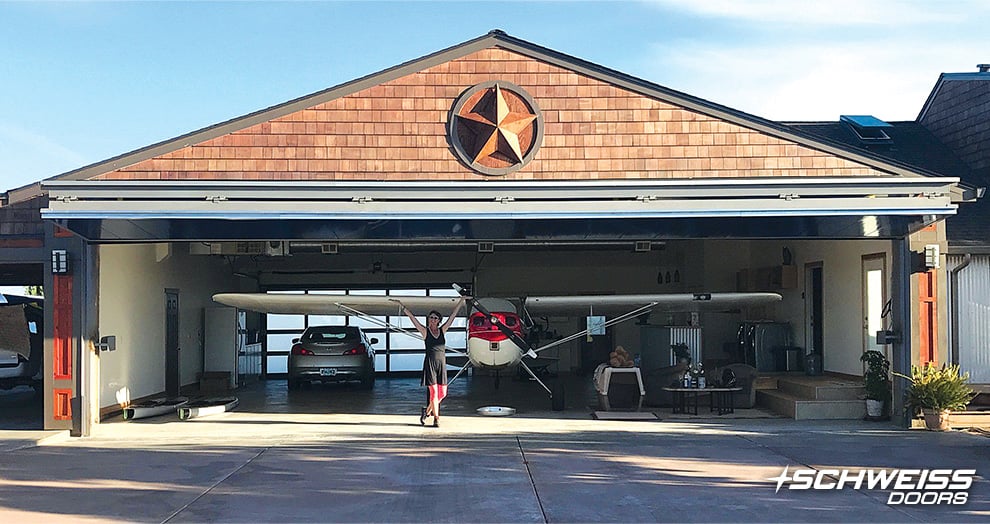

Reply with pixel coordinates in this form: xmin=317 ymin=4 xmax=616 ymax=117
xmin=301 ymin=326 xmax=360 ymax=342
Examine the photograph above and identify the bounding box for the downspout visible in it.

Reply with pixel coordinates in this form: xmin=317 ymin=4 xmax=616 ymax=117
xmin=948 ymin=253 xmax=972 ymax=366
xmin=891 ymin=238 xmax=913 ymax=428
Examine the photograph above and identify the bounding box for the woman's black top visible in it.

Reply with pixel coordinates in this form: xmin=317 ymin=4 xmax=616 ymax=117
xmin=421 ymin=328 xmax=447 ymax=386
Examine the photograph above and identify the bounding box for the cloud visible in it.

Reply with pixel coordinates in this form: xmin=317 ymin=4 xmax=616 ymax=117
xmin=0 ymin=124 xmax=87 ymax=191
xmin=642 ymin=0 xmax=972 ymax=26
xmin=639 ymin=38 xmax=984 ymax=121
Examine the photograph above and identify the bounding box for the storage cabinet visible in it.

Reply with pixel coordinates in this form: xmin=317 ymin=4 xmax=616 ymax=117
xmin=736 ymin=265 xmax=797 ymax=291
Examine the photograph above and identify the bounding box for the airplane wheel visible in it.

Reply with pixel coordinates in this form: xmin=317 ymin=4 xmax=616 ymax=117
xmin=551 ymin=381 xmax=565 ymax=411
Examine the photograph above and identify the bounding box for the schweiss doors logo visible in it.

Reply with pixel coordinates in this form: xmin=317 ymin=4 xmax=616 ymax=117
xmin=769 ymin=466 xmax=976 ymax=505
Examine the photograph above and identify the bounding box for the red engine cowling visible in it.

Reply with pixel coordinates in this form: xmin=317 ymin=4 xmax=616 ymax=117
xmin=468 ymin=311 xmax=524 ymax=341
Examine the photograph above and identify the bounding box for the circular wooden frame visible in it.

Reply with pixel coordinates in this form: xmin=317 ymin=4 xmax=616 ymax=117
xmin=447 ymin=81 xmax=544 ymax=176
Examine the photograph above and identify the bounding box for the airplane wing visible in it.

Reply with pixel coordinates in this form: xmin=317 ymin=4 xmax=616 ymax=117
xmin=212 ymin=293 xmax=465 ymax=316
xmin=522 ymin=292 xmax=781 ymax=316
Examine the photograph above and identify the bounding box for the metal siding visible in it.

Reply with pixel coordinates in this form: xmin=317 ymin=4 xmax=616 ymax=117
xmin=668 ymin=327 xmax=702 ymax=365
xmin=948 ymin=254 xmax=990 ymax=383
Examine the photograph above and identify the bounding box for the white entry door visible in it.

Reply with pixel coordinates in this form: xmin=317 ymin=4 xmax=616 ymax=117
xmin=862 ymin=254 xmax=887 ymax=362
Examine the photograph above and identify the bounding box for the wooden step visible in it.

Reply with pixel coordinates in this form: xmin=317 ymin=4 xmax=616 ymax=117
xmin=757 ymin=390 xmax=866 ymax=420
xmin=776 ymin=378 xmax=864 ymax=400
xmin=754 ymin=376 xmax=778 ymax=390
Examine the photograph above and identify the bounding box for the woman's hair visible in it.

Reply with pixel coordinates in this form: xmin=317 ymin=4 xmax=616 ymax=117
xmin=428 ymin=310 xmax=443 ymax=320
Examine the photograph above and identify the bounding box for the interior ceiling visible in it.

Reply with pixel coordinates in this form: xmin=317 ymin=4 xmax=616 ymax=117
xmin=0 ymin=263 xmax=44 ymax=286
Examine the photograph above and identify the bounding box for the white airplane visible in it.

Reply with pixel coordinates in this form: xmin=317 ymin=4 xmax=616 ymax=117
xmin=212 ymin=287 xmax=781 ymax=409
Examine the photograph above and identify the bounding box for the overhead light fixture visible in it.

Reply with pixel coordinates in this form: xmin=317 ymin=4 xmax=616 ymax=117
xmin=321 ymin=243 xmax=338 ymax=254
xmin=478 ymin=242 xmax=494 ymax=253
xmin=635 ymin=241 xmax=652 ymax=252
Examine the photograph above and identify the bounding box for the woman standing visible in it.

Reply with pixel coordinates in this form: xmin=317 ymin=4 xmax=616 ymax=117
xmin=400 ymin=296 xmax=465 ymax=427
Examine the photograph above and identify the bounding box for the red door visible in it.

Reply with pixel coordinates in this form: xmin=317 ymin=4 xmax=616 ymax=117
xmin=918 ymin=270 xmax=937 ymax=367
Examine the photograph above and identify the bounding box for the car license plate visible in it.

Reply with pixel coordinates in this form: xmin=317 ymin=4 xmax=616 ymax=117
xmin=319 ymin=368 xmax=337 ymax=377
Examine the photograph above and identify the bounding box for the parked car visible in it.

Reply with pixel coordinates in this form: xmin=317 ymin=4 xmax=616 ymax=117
xmin=0 ymin=296 xmax=44 ymax=393
xmin=288 ymin=326 xmax=377 ymax=390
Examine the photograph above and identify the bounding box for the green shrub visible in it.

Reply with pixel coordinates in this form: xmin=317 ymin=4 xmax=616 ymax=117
xmin=860 ymin=351 xmax=891 ymax=401
xmin=898 ymin=364 xmax=976 ymax=414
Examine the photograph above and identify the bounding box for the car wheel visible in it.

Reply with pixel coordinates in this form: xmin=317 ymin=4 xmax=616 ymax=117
xmin=360 ymin=373 xmax=375 ymax=389
xmin=287 ymin=378 xmax=300 ymax=390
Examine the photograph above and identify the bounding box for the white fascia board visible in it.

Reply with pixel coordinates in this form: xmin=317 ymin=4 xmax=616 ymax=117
xmin=42 ymin=177 xmax=959 ymax=220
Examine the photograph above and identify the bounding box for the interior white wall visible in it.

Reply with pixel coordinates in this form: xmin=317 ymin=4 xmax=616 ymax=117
xmin=742 ymin=239 xmax=891 ymax=376
xmin=98 ymin=243 xmax=240 ymax=410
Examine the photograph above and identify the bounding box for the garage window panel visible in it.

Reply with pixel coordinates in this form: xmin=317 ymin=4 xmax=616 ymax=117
xmin=267 ymin=314 xmax=305 ymax=330
xmin=445 ymin=330 xmax=466 ymax=349
xmin=390 ymin=353 xmax=425 ymax=372
xmin=307 ymin=314 xmax=346 ymax=326
xmin=266 ymin=355 xmax=288 ymax=375
xmin=258 ymin=287 xmax=468 ymax=377
xmin=266 ymin=333 xmax=298 ymax=354
xmin=389 ymin=332 xmax=422 ymax=350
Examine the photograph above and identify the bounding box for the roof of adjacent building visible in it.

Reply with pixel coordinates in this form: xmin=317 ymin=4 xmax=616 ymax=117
xmin=790 ymin=67 xmax=990 ymax=249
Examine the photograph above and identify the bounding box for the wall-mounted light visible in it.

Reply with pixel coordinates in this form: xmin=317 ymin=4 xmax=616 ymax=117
xmin=96 ymin=335 xmax=116 ymax=352
xmin=924 ymin=244 xmax=940 ymax=269
xmin=51 ymin=249 xmax=70 ymax=274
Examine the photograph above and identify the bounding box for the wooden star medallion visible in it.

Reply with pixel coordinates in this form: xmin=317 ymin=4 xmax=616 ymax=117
xmin=448 ymin=81 xmax=543 ymax=176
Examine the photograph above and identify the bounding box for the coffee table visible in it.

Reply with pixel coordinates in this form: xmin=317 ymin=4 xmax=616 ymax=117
xmin=662 ymin=386 xmax=743 ymax=415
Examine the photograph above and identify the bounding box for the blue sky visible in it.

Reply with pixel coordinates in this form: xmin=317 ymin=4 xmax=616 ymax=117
xmin=1 ymin=0 xmax=988 ymax=193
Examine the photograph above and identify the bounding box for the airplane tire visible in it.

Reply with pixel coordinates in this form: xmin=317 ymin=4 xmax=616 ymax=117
xmin=551 ymin=381 xmax=565 ymax=411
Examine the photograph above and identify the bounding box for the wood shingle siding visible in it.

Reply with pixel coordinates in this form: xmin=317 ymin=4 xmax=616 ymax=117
xmin=97 ymin=48 xmax=883 ymax=182
xmin=0 ymin=196 xmax=45 ymax=239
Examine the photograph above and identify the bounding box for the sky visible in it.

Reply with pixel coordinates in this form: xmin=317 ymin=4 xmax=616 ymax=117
xmin=0 ymin=0 xmax=988 ymax=194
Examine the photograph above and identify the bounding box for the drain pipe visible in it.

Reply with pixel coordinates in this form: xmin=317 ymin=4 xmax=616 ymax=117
xmin=948 ymin=253 xmax=972 ymax=365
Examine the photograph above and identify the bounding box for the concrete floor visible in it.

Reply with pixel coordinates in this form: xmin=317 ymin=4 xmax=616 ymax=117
xmin=1 ymin=374 xmax=989 ymax=522
xmin=0 ymin=385 xmax=42 ymax=431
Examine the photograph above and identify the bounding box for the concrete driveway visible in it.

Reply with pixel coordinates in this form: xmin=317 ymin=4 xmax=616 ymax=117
xmin=1 ymin=396 xmax=988 ymax=523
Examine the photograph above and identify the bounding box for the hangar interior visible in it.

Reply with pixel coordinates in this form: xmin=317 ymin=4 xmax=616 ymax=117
xmin=94 ymin=236 xmax=893 ymax=416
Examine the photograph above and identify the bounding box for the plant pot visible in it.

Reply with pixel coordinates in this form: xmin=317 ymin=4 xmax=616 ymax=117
xmin=922 ymin=408 xmax=951 ymax=431
xmin=865 ymin=399 xmax=884 ymax=418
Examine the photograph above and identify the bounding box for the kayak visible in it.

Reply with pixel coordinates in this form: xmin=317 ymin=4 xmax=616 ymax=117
xmin=122 ymin=397 xmax=188 ymax=420
xmin=177 ymin=397 xmax=239 ymax=420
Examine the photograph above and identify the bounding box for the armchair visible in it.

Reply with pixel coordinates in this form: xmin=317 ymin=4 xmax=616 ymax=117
xmin=719 ymin=363 xmax=758 ymax=408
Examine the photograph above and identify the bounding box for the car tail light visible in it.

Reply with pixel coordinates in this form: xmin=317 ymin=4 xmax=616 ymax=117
xmin=291 ymin=344 xmax=314 ymax=356
xmin=342 ymin=345 xmax=367 ymax=355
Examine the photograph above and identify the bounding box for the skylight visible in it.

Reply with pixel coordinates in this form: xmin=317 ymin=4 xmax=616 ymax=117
xmin=840 ymin=115 xmax=893 ymax=143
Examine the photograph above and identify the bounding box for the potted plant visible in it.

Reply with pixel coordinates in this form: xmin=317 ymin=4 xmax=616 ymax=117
xmin=671 ymin=343 xmax=691 ymax=366
xmin=898 ymin=364 xmax=976 ymax=431
xmin=860 ymin=350 xmax=891 ymax=418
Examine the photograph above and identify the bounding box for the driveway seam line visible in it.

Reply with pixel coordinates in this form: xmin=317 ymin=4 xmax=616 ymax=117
xmin=159 ymin=446 xmax=270 ymax=524
xmin=517 ymin=436 xmax=548 ymax=523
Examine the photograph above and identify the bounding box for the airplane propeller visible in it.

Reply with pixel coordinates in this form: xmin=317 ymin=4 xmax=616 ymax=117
xmin=453 ymin=284 xmax=564 ymax=409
